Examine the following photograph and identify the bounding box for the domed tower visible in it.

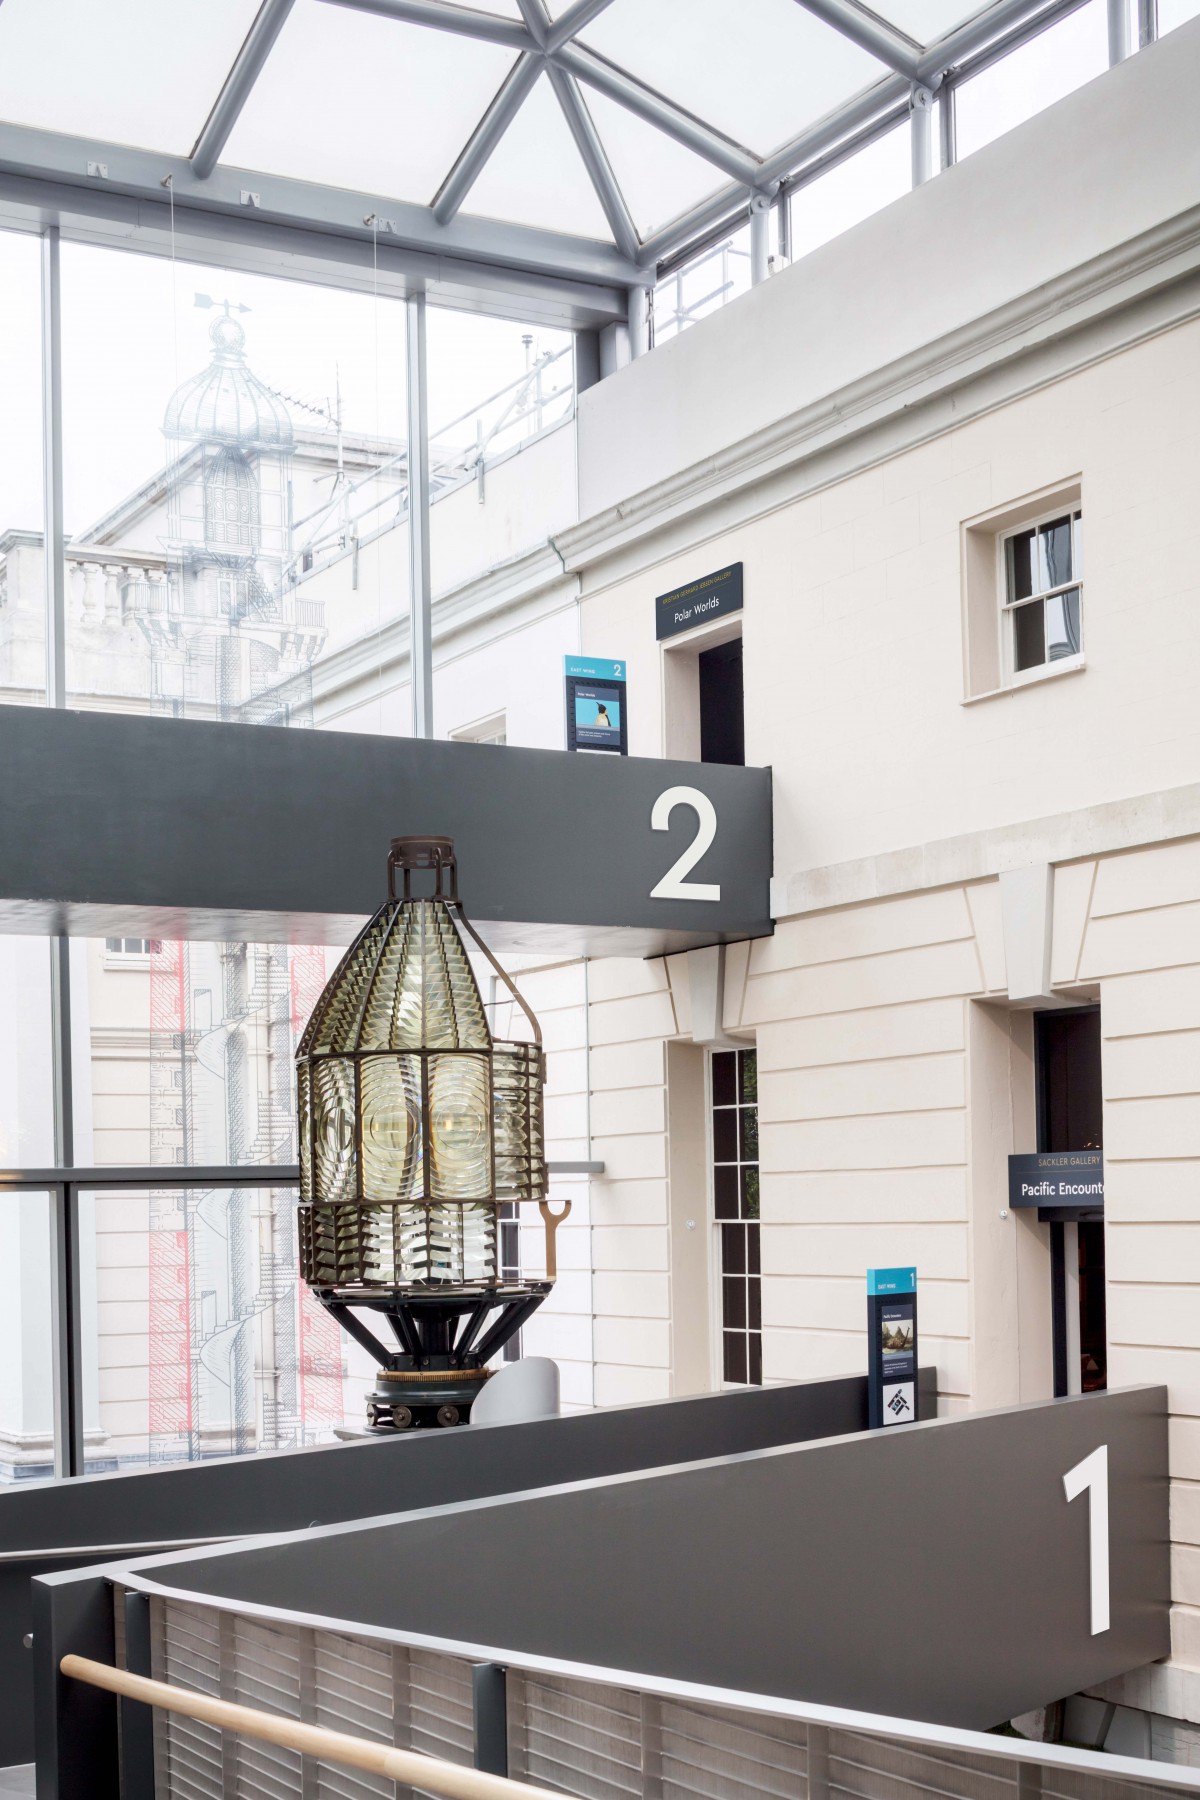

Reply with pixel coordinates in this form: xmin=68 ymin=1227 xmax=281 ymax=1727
xmin=163 ymin=305 xmax=293 ymax=576
xmin=153 ymin=305 xmax=320 ymax=725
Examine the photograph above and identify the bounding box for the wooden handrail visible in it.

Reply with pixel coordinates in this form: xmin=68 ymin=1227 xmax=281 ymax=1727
xmin=60 ymin=1655 xmax=559 ymax=1800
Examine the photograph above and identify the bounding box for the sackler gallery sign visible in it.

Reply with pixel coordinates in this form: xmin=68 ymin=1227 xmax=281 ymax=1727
xmin=1008 ymin=1150 xmax=1104 ymax=1210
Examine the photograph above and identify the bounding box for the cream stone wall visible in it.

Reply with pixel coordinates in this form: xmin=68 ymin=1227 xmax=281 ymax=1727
xmin=576 ymin=312 xmax=1200 ymax=896
xmin=1046 ymin=836 xmax=1200 ymax=1676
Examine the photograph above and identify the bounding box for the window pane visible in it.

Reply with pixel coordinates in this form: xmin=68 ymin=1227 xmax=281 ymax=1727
xmin=60 ymin=243 xmax=408 ymax=731
xmin=747 ymin=1222 xmax=761 ymax=1275
xmin=1014 ymin=598 xmax=1045 ymax=671
xmin=740 ymin=1104 xmax=759 ymax=1161
xmin=723 ymin=1276 xmax=747 ymax=1330
xmin=0 ymin=1192 xmax=59 ymax=1481
xmin=722 ymin=1223 xmax=747 ymax=1275
xmin=1160 ymin=0 xmax=1200 ymax=31
xmin=0 ymin=937 xmax=64 ymax=1480
xmin=713 ymin=1165 xmax=740 ymax=1220
xmin=712 ymin=1107 xmax=739 ymax=1163
xmin=955 ymin=0 xmax=1108 ymax=162
xmin=0 ymin=231 xmax=45 ymax=702
xmin=1045 ymin=587 xmax=1082 ymax=661
xmin=711 ymin=1051 xmax=737 ymax=1107
xmin=747 ymin=1333 xmax=763 ymax=1386
xmin=788 ymin=124 xmax=910 ymax=262
xmin=81 ymin=1182 xmax=359 ymax=1469
xmin=742 ymin=1167 xmax=760 ymax=1220
xmin=723 ymin=1332 xmax=747 ymax=1386
xmin=739 ymin=1049 xmax=757 ymax=1104
xmin=1038 ymin=515 xmax=1074 ymax=590
xmin=1006 ymin=529 xmax=1034 ymax=602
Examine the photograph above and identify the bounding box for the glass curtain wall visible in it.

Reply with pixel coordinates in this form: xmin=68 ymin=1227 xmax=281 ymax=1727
xmin=0 ymin=233 xmax=59 ymax=1481
xmin=954 ymin=0 xmax=1108 ymax=161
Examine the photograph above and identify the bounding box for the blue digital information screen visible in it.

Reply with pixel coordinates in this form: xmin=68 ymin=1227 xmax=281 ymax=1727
xmin=573 ymin=685 xmax=622 ymax=748
xmin=565 ymin=656 xmax=628 ymax=755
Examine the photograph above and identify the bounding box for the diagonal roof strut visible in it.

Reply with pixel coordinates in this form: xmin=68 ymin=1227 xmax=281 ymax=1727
xmin=431 ymin=50 xmax=545 ymax=223
xmin=547 ymin=63 xmax=639 ymax=261
xmin=191 ymin=0 xmax=298 ymax=180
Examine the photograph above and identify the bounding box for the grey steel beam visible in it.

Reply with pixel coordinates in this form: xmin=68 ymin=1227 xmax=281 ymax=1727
xmin=191 ymin=0 xmax=297 ymax=180
xmin=546 ymin=0 xmax=619 ymax=53
xmin=317 ymin=0 xmax=532 ymax=49
xmin=41 ymin=225 xmax=65 ymax=711
xmin=910 ymin=83 xmax=936 ymax=184
xmin=749 ymin=193 xmax=771 ymax=283
xmin=638 ymin=72 xmax=908 ymax=266
xmin=0 ymin=123 xmax=639 ymax=322
xmin=938 ymin=77 xmax=957 ymax=166
xmin=514 ymin=0 xmax=551 ymax=48
xmin=0 ymin=1167 xmax=300 ymax=1191
xmin=49 ymin=1184 xmax=83 ymax=1480
xmin=406 ymin=292 xmax=434 ymax=739
xmin=916 ymin=0 xmax=1077 ymax=78
xmin=559 ymin=42 xmax=766 ymax=187
xmin=1107 ymin=0 xmax=1130 ymax=60
xmin=432 ymin=52 xmax=544 ymax=225
xmin=547 ymin=63 xmax=640 ymax=262
xmin=792 ymin=0 xmax=922 ymax=79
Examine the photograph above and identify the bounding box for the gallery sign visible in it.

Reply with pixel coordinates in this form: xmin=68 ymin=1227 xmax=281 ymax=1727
xmin=655 ymin=564 xmax=743 ymax=641
xmin=1009 ymin=1151 xmax=1104 ymax=1212
xmin=564 ymin=655 xmax=628 ymax=755
xmin=867 ymin=1266 xmax=918 ymax=1429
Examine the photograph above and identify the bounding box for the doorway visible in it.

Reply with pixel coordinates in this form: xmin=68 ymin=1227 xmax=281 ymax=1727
xmin=1036 ymin=1008 xmax=1106 ymax=1396
xmin=698 ymin=638 xmax=744 ymax=766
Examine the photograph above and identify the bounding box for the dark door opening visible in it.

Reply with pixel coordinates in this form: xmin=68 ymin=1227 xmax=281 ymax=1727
xmin=1036 ymin=1007 xmax=1106 ymax=1396
xmin=699 ymin=637 xmax=744 ymax=766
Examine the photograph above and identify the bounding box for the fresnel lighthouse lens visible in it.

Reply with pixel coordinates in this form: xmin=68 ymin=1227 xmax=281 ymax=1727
xmin=295 ymin=836 xmax=566 ymax=1429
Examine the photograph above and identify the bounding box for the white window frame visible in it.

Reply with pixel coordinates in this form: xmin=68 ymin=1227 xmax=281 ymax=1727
xmin=706 ymin=1044 xmax=761 ymax=1391
xmin=451 ymin=710 xmax=507 ymax=747
xmin=997 ymin=505 xmax=1084 ymax=690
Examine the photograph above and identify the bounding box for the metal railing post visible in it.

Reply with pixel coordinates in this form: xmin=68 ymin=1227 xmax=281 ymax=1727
xmin=121 ymin=1592 xmax=156 ymax=1800
xmin=749 ymin=194 xmax=771 ymax=283
xmin=405 ymin=289 xmax=434 ymax=740
xmin=49 ymin=1182 xmax=84 ymax=1481
xmin=1107 ymin=0 xmax=1130 ymax=62
xmin=472 ymin=1663 xmax=509 ymax=1778
xmin=33 ymin=1570 xmax=120 ymax=1800
xmin=807 ymin=1723 xmax=831 ymax=1799
xmin=41 ymin=224 xmax=65 ymax=712
xmin=910 ymin=84 xmax=936 ymax=185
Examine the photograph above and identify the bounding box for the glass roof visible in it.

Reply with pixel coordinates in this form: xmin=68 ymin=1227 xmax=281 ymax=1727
xmin=0 ymin=0 xmax=261 ymax=156
xmin=223 ymin=7 xmax=519 ymax=203
xmin=582 ymin=0 xmax=889 ymax=154
xmin=0 ymin=0 xmax=1061 ymax=261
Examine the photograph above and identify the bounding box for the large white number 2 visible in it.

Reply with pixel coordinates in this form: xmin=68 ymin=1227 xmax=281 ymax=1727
xmin=650 ymin=786 xmax=720 ymax=902
xmin=1063 ymin=1444 xmax=1110 ymax=1635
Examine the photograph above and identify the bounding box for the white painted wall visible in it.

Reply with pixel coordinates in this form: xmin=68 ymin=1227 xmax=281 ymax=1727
xmin=577 ymin=23 xmax=1200 ymax=518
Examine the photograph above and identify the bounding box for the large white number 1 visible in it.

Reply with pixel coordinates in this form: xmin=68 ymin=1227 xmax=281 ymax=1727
xmin=1063 ymin=1445 xmax=1110 ymax=1635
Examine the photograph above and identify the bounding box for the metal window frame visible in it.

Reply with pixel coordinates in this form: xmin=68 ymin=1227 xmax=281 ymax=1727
xmin=0 ymin=0 xmax=1148 ymax=331
xmin=998 ymin=505 xmax=1084 ymax=684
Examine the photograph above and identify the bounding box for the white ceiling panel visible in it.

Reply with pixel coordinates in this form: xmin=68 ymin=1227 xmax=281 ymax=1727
xmin=465 ymin=71 xmax=615 ymax=240
xmin=865 ymin=0 xmax=992 ymax=44
xmin=223 ymin=1 xmax=519 ymax=204
xmin=579 ymin=0 xmax=889 ymax=157
xmin=0 ymin=0 xmax=261 ymax=155
xmin=582 ymin=87 xmax=727 ymax=237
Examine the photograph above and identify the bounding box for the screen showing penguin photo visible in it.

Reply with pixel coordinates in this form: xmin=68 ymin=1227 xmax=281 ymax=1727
xmin=573 ymin=683 xmax=622 ymax=748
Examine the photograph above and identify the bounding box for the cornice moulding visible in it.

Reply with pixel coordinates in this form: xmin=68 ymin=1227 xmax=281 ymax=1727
xmin=557 ymin=202 xmax=1200 ymax=582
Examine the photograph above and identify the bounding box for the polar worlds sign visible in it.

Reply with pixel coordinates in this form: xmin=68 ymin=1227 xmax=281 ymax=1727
xmin=655 ymin=563 xmax=743 ymax=640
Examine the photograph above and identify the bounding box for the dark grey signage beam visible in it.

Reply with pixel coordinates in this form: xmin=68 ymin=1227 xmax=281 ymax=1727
xmin=118 ymin=1385 xmax=1168 ymax=1733
xmin=0 ymin=707 xmax=772 ymax=955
